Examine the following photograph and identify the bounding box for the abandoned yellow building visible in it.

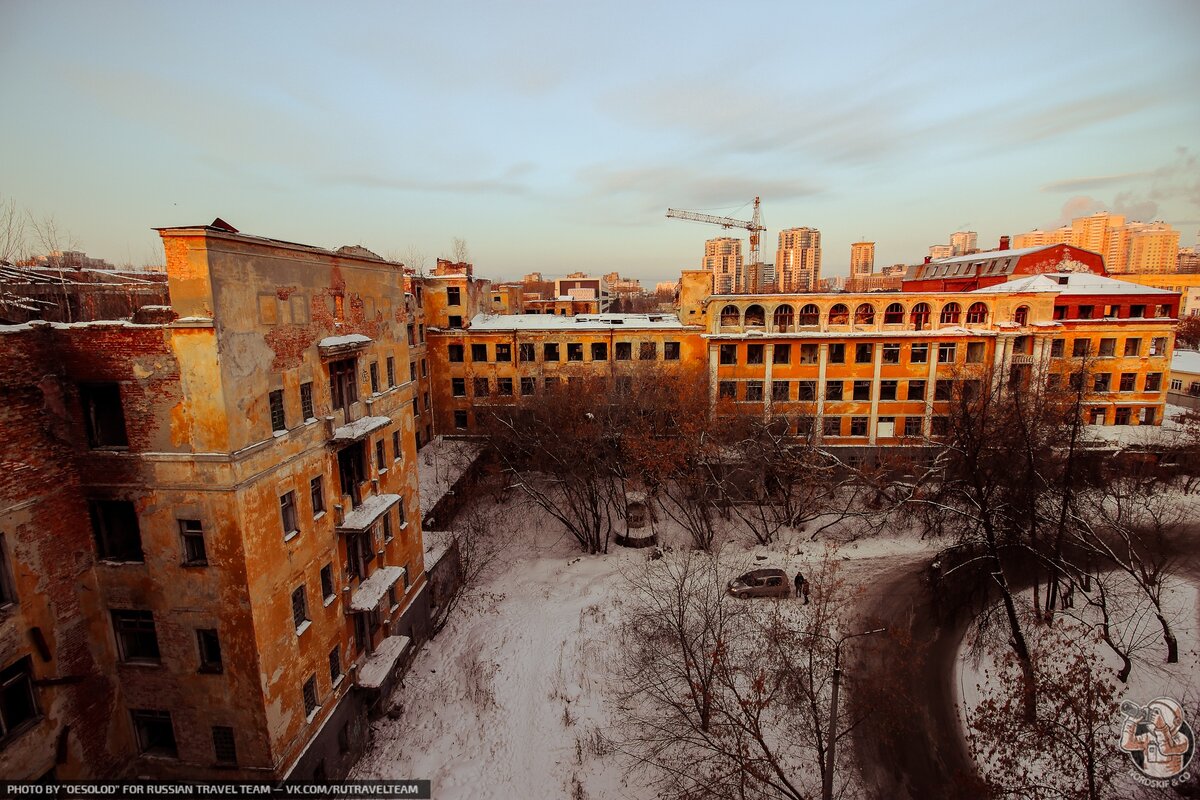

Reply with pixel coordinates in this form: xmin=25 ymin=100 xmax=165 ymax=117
xmin=0 ymin=221 xmax=430 ymax=781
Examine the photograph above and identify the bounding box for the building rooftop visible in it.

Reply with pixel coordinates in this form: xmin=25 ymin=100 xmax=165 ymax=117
xmin=467 ymin=312 xmax=688 ymax=331
xmin=969 ymin=272 xmax=1177 ymax=296
xmin=1172 ymin=349 xmax=1200 ymax=375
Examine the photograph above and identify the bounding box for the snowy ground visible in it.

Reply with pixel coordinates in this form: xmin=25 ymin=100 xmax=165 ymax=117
xmin=354 ymin=491 xmax=940 ymax=798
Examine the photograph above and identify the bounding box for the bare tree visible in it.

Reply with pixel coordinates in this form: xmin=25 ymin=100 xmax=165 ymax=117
xmin=1067 ymin=471 xmax=1186 ymax=664
xmin=450 ymin=237 xmax=470 ymax=264
xmin=478 ymin=381 xmax=620 ymax=554
xmin=616 ymin=548 xmax=877 ymax=800
xmin=0 ymin=195 xmax=26 ymax=263
xmin=430 ymin=506 xmax=505 ymax=636
xmin=27 ymin=212 xmax=81 ymax=323
xmin=966 ymin=622 xmax=1123 ymax=800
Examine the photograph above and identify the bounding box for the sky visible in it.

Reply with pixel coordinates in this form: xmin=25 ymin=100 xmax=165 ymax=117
xmin=1 ymin=0 xmax=1198 ymax=284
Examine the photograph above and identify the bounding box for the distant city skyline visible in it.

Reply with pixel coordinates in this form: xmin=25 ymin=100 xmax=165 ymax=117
xmin=2 ymin=1 xmax=1198 ymax=285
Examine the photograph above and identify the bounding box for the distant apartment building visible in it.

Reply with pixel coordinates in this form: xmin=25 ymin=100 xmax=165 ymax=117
xmin=928 ymin=244 xmax=953 ymax=259
xmin=1012 ymin=227 xmax=1072 ymax=249
xmin=1014 ymin=212 xmax=1181 ymax=274
xmin=950 ymin=231 xmax=978 ymax=256
xmin=0 ymin=221 xmax=431 ymax=782
xmin=776 ymin=228 xmax=821 ymax=292
xmin=850 ymin=242 xmax=875 ymax=279
xmin=1179 ymin=247 xmax=1200 ymax=274
xmin=703 ymin=237 xmax=744 ymax=295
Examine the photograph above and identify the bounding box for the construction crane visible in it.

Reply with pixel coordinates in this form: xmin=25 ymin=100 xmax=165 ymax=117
xmin=666 ymin=196 xmax=765 ymax=267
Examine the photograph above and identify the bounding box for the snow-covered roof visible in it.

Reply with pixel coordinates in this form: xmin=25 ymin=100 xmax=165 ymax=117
xmin=928 ymin=244 xmax=1058 ymax=264
xmin=467 ymin=312 xmax=688 ymax=331
xmin=1172 ymin=349 xmax=1200 ymax=376
xmin=318 ymin=333 xmax=372 ymax=349
xmin=422 ymin=530 xmax=454 ymax=573
xmin=419 ymin=437 xmax=484 ymax=514
xmin=337 ymin=494 xmax=400 ymax=534
xmin=970 ymin=273 xmax=1176 ymax=296
xmin=349 ymin=566 xmax=405 ymax=612
xmin=330 ymin=415 xmax=390 ymax=443
xmin=356 ymin=634 xmax=410 ymax=689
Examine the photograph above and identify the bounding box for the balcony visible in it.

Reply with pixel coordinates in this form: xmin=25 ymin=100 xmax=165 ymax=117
xmin=1010 ymin=354 xmax=1035 ymax=365
xmin=336 ymin=493 xmax=401 ymax=534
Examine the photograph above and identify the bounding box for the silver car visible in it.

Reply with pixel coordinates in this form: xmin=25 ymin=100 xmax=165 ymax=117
xmin=727 ymin=568 xmax=791 ymax=599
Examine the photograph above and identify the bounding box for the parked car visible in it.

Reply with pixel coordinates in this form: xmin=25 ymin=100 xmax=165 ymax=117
xmin=727 ymin=568 xmax=791 ymax=599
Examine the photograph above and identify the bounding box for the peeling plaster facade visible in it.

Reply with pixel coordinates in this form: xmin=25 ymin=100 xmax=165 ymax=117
xmin=0 ymin=226 xmax=428 ymax=781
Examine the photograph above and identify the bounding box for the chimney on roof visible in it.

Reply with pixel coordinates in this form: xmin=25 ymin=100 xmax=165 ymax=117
xmin=999 ymin=235 xmax=1010 ymax=251
xmin=923 ymin=256 xmax=931 ymax=264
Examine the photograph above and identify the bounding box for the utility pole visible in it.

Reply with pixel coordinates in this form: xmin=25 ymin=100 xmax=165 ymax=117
xmin=821 ymin=627 xmax=886 ymax=800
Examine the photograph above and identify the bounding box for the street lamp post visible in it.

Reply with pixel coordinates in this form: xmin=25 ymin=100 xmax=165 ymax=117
xmin=821 ymin=627 xmax=886 ymax=800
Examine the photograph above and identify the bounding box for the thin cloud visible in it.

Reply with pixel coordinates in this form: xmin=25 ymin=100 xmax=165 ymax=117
xmin=1041 ymin=172 xmax=1151 ymax=193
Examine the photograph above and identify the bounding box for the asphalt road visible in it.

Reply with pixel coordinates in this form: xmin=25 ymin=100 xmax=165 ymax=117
xmin=850 ymin=535 xmax=1200 ymax=800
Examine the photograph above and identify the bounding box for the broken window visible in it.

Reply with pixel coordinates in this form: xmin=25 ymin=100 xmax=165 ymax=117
xmin=1099 ymin=338 xmax=1116 ymax=358
xmin=850 ymin=417 xmax=868 ymax=436
xmin=212 ymin=726 xmax=237 ymax=765
xmin=518 ymin=343 xmax=535 ymax=362
xmin=966 ymin=342 xmax=985 ymax=363
xmin=718 ymin=381 xmax=736 ymax=400
xmin=616 ymin=342 xmax=632 ymax=361
xmin=471 ymin=344 xmax=488 ymax=362
xmin=80 ymin=382 xmax=129 ymax=448
xmin=474 ymin=377 xmax=489 ymax=397
xmin=0 ymin=657 xmax=38 ymax=739
xmin=823 ymin=416 xmax=841 ymax=436
xmin=771 ymin=381 xmax=789 ymax=401
xmin=303 ymin=676 xmax=319 ymax=718
xmin=269 ymin=390 xmax=286 ymax=433
xmin=745 ymin=381 xmax=763 ymax=402
xmin=292 ymin=585 xmax=309 ymax=631
xmin=664 ymin=341 xmax=680 ymax=360
xmin=543 ymin=343 xmax=559 ymax=361
xmin=718 ymin=344 xmax=737 ymax=365
xmin=882 ymin=343 xmax=900 ymax=364
xmin=329 ymin=359 xmax=358 ymax=411
xmin=453 ymin=410 xmax=468 ymax=429
xmin=567 ymin=343 xmax=583 ymax=361
xmin=520 ymin=377 xmax=535 ymax=396
xmin=1119 ymin=373 xmax=1136 ymax=392
xmin=497 ymin=378 xmax=513 ymax=396
xmin=329 ymin=647 xmax=341 ymax=685
xmin=300 ymin=382 xmax=314 ymax=420
xmin=746 ymin=344 xmax=764 ymax=364
xmin=937 ymin=343 xmax=956 ymax=363
xmin=828 ymin=343 xmax=845 ymax=364
xmin=495 ymin=344 xmax=511 ymax=362
xmin=1145 ymin=373 xmax=1161 ymax=392
xmin=90 ymin=500 xmax=143 ymax=562
xmin=320 ymin=564 xmax=335 ymax=602
xmin=907 ymin=380 xmax=927 ymax=401
xmin=640 ymin=341 xmax=657 ymax=360
xmin=773 ymin=344 xmax=791 ymax=364
xmin=280 ymin=491 xmax=299 ymax=538
xmin=0 ymin=536 xmax=15 ymax=607
xmin=197 ymin=629 xmax=222 ymax=673
xmin=369 ymin=363 xmax=380 ymax=394
xmin=910 ymin=343 xmax=929 ymax=364
xmin=591 ymin=342 xmax=607 ymax=361
xmin=448 ymin=344 xmax=464 ymax=363
xmin=451 ymin=377 xmax=465 ymax=397
xmin=825 ymin=380 xmax=844 ymax=401
xmin=112 ymin=610 xmax=160 ymax=663
xmin=446 ymin=287 xmax=460 ymax=306
xmin=880 ymin=380 xmax=898 ymax=401
xmin=131 ymin=709 xmax=177 ymax=757
xmin=447 ymin=315 xmax=463 ymax=329
xmin=179 ymin=519 xmax=207 ymax=566
xmin=1050 ymin=339 xmax=1064 ymax=358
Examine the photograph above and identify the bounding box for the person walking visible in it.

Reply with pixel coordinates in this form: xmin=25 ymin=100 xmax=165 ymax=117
xmin=795 ymin=571 xmax=809 ymax=604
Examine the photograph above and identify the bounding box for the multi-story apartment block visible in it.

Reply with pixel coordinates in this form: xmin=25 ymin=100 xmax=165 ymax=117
xmin=0 ymin=221 xmax=430 ymax=782
xmin=850 ymin=242 xmax=875 ymax=280
xmin=1012 ymin=227 xmax=1072 ymax=249
xmin=1014 ymin=212 xmax=1181 ymax=274
xmin=775 ymin=228 xmax=821 ymax=292
xmin=703 ymin=237 xmax=744 ymax=295
xmin=928 ymin=244 xmax=953 ymax=259
xmin=949 ymin=231 xmax=978 ymax=257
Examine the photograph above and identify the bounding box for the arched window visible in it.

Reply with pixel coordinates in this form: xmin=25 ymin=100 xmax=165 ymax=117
xmin=910 ymin=302 xmax=931 ymax=329
xmin=940 ymin=302 xmax=961 ymax=325
xmin=720 ymin=305 xmax=740 ymax=326
xmin=744 ymin=304 xmax=765 ymax=327
xmin=773 ymin=304 xmax=794 ymax=332
xmin=966 ymin=302 xmax=988 ymax=324
xmin=854 ymin=303 xmax=875 ymax=325
xmin=883 ymin=303 xmax=904 ymax=324
xmin=798 ymin=303 xmax=820 ymax=326
xmin=1014 ymin=305 xmax=1029 ymax=326
xmin=828 ymin=303 xmax=850 ymax=324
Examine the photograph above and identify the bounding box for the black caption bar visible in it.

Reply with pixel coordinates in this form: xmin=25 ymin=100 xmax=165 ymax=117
xmin=3 ymin=782 xmax=431 ymax=800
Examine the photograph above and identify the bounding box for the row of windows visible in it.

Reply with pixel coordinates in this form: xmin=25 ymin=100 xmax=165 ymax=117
xmin=110 ymin=609 xmax=224 ymax=672
xmin=129 ymin=708 xmax=240 ymax=764
xmin=448 ymin=341 xmax=682 ymax=364
xmin=1057 ymin=336 xmax=1169 ymax=359
xmin=717 ymin=341 xmax=979 ymax=366
xmin=717 ymin=300 xmax=998 ymax=329
xmin=715 ymin=379 xmax=969 ymax=402
xmin=715 ymin=372 xmax=1163 ymax=403
xmin=270 ymin=354 xmax=413 ymax=435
